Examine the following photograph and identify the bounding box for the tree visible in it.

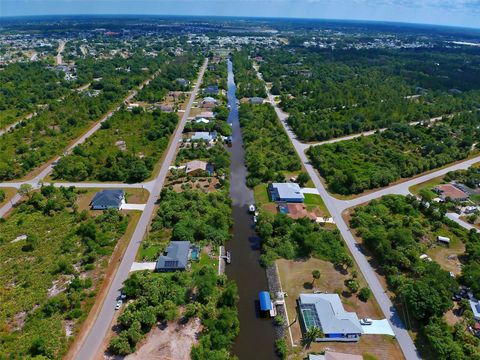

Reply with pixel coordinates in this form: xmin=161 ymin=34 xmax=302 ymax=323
xmin=297 ymin=172 xmax=310 ymax=187
xmin=346 ymin=279 xmax=360 ymax=293
xmin=302 ymin=327 xmax=323 ymax=349
xmin=358 ymin=287 xmax=372 ymax=302
xmin=18 ymin=183 xmax=33 ymax=198
xmin=0 ymin=189 xmax=5 ymax=203
xmin=311 ymin=269 xmax=321 ymax=287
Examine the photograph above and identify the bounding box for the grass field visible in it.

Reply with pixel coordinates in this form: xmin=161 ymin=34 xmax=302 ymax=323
xmin=0 ymin=188 xmax=136 ymax=358
xmin=409 ymin=176 xmax=445 ymax=196
xmin=304 ymin=193 xmax=330 ymax=217
xmin=0 ymin=187 xmax=17 ymax=208
xmin=276 ymin=258 xmax=403 ymax=360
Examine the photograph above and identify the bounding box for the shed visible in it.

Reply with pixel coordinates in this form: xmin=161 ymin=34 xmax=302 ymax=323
xmin=437 ymin=236 xmax=451 ymax=244
xmin=90 ymin=189 xmax=125 ymax=210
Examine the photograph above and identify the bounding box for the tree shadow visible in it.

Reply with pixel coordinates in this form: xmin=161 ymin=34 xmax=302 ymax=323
xmin=303 ymin=282 xmax=313 ymax=290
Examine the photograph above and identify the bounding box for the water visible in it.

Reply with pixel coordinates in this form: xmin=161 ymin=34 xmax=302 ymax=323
xmin=226 ymin=59 xmax=278 ymax=360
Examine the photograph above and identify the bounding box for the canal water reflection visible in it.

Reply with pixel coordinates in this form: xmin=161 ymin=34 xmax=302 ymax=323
xmin=226 ymin=58 xmax=277 ymax=359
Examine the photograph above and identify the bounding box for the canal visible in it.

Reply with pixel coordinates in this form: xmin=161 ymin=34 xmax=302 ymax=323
xmin=226 ymin=58 xmax=277 ymax=359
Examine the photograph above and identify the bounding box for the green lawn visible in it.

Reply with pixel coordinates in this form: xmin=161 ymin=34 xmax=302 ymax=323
xmin=409 ymin=176 xmax=445 ymax=196
xmin=253 ymin=183 xmax=271 ymax=204
xmin=304 ymin=193 xmax=331 ymax=217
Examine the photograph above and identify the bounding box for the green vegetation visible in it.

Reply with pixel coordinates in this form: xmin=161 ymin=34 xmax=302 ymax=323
xmin=240 ymin=103 xmax=301 ymax=187
xmin=0 ymin=62 xmax=72 ymax=128
xmin=176 ymin=143 xmax=231 ymax=176
xmin=109 ymin=266 xmax=239 ymax=359
xmin=308 ymin=112 xmax=480 ymax=195
xmin=0 ymin=185 xmax=129 ymax=358
xmin=445 ymin=166 xmax=480 ymax=189
xmin=256 ymin=213 xmax=351 ymax=267
xmin=232 ymin=50 xmax=266 ymax=98
xmin=203 ymin=58 xmax=228 ymax=91
xmin=52 ymin=109 xmax=178 ymax=182
xmin=350 ymin=194 xmax=480 ymax=359
xmin=0 ymin=52 xmax=169 ymax=181
xmin=260 ymin=47 xmax=480 ymax=141
xmin=0 ymin=189 xmax=5 ymax=203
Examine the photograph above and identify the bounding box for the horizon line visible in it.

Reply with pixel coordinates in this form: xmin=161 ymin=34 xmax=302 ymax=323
xmin=1 ymin=13 xmax=479 ymax=32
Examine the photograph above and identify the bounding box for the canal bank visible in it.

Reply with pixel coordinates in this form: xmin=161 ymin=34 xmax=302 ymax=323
xmin=225 ymin=58 xmax=278 ymax=359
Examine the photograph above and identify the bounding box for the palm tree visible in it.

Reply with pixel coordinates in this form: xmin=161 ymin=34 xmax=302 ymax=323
xmin=302 ymin=326 xmax=323 ymax=349
xmin=311 ymin=269 xmax=321 ymax=287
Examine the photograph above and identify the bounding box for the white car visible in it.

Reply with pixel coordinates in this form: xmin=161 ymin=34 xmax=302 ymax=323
xmin=360 ymin=318 xmax=373 ymax=325
xmin=115 ymin=299 xmax=123 ymax=310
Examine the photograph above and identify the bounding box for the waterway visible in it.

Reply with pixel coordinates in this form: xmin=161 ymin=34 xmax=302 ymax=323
xmin=226 ymin=58 xmax=277 ymax=359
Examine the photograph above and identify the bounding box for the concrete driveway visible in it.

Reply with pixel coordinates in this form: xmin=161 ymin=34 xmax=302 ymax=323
xmin=120 ymin=203 xmax=146 ymax=211
xmin=130 ymin=262 xmax=156 ymax=272
xmin=361 ymin=319 xmax=395 ymax=336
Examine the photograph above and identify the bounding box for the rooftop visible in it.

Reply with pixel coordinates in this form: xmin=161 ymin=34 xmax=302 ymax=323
xmin=435 ymin=184 xmax=468 ymax=200
xmin=156 ymin=241 xmax=190 ymax=271
xmin=271 ymin=183 xmax=305 ymax=201
xmin=299 ymin=293 xmax=363 ymax=335
xmin=90 ymin=189 xmax=125 ymax=209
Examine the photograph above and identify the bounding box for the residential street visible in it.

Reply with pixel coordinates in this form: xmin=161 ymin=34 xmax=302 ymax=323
xmin=73 ymin=58 xmax=208 ymax=360
xmin=258 ymin=69 xmax=422 ymax=360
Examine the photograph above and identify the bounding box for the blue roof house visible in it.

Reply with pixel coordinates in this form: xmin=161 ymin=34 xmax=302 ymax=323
xmin=90 ymin=189 xmax=125 ymax=210
xmin=155 ymin=241 xmax=191 ymax=272
xmin=269 ymin=183 xmax=304 ymax=203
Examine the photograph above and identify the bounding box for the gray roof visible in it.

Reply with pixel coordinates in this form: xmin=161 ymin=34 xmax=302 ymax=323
xmin=272 ymin=183 xmax=304 ymax=200
xmin=191 ymin=132 xmax=216 ymax=142
xmin=249 ymin=97 xmax=264 ymax=104
xmin=156 ymin=241 xmax=190 ymax=271
xmin=470 ymin=299 xmax=480 ymax=320
xmin=299 ymin=294 xmax=363 ymax=335
xmin=90 ymin=189 xmax=124 ymax=209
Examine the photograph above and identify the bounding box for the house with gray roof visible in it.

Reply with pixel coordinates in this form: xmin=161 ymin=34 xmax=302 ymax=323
xmin=470 ymin=299 xmax=480 ymax=321
xmin=90 ymin=189 xmax=125 ymax=210
xmin=249 ymin=97 xmax=264 ymax=105
xmin=269 ymin=183 xmax=305 ymax=203
xmin=155 ymin=241 xmax=191 ymax=272
xmin=191 ymin=131 xmax=217 ymax=144
xmin=298 ymin=293 xmax=363 ymax=342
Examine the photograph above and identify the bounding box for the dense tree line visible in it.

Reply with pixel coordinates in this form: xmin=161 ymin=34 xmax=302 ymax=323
xmin=308 ymin=112 xmax=480 ymax=195
xmin=0 ymin=186 xmax=128 ymax=358
xmin=231 ymin=50 xmax=266 ymax=99
xmin=203 ymin=58 xmax=228 ymax=91
xmin=0 ymin=62 xmax=71 ymax=127
xmin=256 ymin=213 xmax=352 ymax=268
xmin=150 ymin=189 xmax=232 ymax=246
xmin=350 ymin=194 xmax=480 ymax=359
xmin=109 ymin=268 xmax=239 ymax=359
xmin=239 ymin=104 xmax=301 ymax=187
xmin=0 ymin=52 xmax=171 ymax=181
xmin=52 ymin=109 xmax=178 ymax=183
xmin=445 ymin=166 xmax=480 ymax=189
xmin=259 ymin=47 xmax=480 ymax=141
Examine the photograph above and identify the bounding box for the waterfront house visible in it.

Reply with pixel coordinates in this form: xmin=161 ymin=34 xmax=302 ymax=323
xmin=269 ymin=183 xmax=305 ymax=203
xmin=298 ymin=293 xmax=363 ymax=342
xmin=155 ymin=241 xmax=191 ymax=272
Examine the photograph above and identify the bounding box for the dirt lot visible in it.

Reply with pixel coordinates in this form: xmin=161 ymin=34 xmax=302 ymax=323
xmin=124 ymin=318 xmax=202 ymax=360
xmin=276 ymin=258 xmax=404 ymax=360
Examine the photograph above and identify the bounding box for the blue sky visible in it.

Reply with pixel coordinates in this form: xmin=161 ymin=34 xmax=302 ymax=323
xmin=1 ymin=0 xmax=479 ymax=28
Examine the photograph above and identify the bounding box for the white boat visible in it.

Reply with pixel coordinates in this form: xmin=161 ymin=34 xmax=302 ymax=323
xmin=249 ymin=204 xmax=256 ymax=213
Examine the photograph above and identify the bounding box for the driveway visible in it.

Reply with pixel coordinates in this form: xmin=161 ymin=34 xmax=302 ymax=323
xmin=121 ymin=203 xmax=146 ymax=211
xmin=301 ymin=187 xmax=319 ymax=195
xmin=130 ymin=262 xmax=156 ymax=272
xmin=361 ymin=319 xmax=395 ymax=336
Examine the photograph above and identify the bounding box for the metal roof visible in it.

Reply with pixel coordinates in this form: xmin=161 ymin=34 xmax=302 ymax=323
xmin=271 ymin=183 xmax=305 ymax=201
xmin=90 ymin=189 xmax=125 ymax=209
xmin=299 ymin=294 xmax=363 ymax=335
xmin=259 ymin=291 xmax=272 ymax=311
xmin=156 ymin=241 xmax=190 ymax=271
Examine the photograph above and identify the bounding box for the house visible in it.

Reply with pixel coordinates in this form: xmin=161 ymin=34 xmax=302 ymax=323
xmin=203 ymin=96 xmax=217 ymax=104
xmin=155 ymin=241 xmax=191 ymax=272
xmin=90 ymin=189 xmax=125 ymax=210
xmin=282 ymin=203 xmax=317 ymax=221
xmin=308 ymin=352 xmax=363 ymax=360
xmin=191 ymin=132 xmax=217 ymax=144
xmin=176 ymin=78 xmax=189 ymax=87
xmin=434 ymin=184 xmax=469 ymax=202
xmin=298 ymin=293 xmax=363 ymax=342
xmin=205 ymin=85 xmax=219 ymax=95
xmin=249 ymin=97 xmax=264 ymax=105
xmin=469 ymin=299 xmax=480 ymax=321
xmin=269 ymin=183 xmax=305 ymax=203
xmin=196 ymin=111 xmax=215 ymax=119
xmin=195 ymin=117 xmax=210 ymax=124
xmin=185 ymin=160 xmax=213 ymax=176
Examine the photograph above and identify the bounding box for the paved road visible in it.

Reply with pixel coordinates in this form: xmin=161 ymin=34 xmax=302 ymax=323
xmin=446 ymin=213 xmax=480 ymax=232
xmin=258 ymin=69 xmax=422 ymax=360
xmin=74 ymin=58 xmax=208 ymax=360
xmin=56 ymin=40 xmax=66 ymax=66
xmin=0 ymin=71 xmax=160 ymax=218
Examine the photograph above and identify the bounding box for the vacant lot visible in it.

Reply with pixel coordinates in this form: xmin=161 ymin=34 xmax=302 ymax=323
xmin=276 ymin=258 xmax=403 ymax=360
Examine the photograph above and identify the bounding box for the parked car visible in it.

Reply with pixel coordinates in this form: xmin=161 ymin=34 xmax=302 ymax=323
xmin=115 ymin=299 xmax=123 ymax=310
xmin=360 ymin=318 xmax=373 ymax=325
